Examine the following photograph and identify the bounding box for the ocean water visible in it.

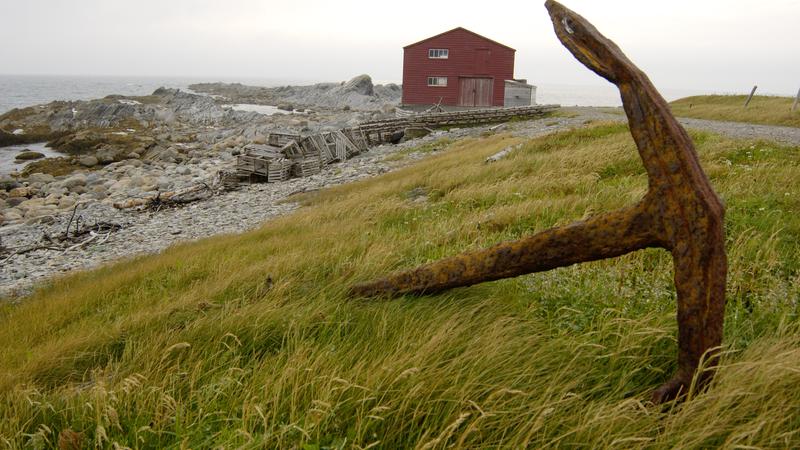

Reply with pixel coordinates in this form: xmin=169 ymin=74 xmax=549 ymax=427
xmin=0 ymin=75 xmax=713 ymax=115
xmin=0 ymin=76 xmax=196 ymax=114
xmin=0 ymin=75 xmax=310 ymax=114
xmin=0 ymin=142 xmax=61 ymax=176
xmin=535 ymin=83 xmax=710 ymax=107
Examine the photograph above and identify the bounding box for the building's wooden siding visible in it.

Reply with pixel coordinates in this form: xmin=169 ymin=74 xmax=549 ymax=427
xmin=402 ymin=28 xmax=515 ymax=107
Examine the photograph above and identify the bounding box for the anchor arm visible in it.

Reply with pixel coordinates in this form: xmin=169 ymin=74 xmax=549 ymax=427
xmin=350 ymin=201 xmax=664 ymax=298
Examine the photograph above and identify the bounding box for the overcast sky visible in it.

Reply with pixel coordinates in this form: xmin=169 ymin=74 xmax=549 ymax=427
xmin=1 ymin=0 xmax=798 ymax=94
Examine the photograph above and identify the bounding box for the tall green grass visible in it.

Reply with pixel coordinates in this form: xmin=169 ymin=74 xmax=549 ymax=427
xmin=1 ymin=123 xmax=799 ymax=448
xmin=670 ymin=95 xmax=800 ymax=128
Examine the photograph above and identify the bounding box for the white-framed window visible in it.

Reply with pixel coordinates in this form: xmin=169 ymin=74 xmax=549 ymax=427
xmin=428 ymin=48 xmax=449 ymax=59
xmin=427 ymin=76 xmax=448 ymax=87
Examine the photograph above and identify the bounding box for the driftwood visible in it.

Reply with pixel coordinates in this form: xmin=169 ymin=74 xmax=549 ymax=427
xmin=1 ymin=243 xmax=63 ymax=264
xmin=112 ymin=183 xmax=213 ymax=210
xmin=1 ymin=219 xmax=122 ymax=263
xmin=350 ymin=0 xmax=727 ymax=404
xmin=485 ymin=143 xmax=522 ymax=164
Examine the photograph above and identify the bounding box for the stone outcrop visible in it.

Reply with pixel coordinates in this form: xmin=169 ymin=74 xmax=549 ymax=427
xmin=190 ymin=75 xmax=402 ymax=111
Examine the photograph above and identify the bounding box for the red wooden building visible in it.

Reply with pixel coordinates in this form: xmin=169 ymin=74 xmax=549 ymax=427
xmin=402 ymin=27 xmax=516 ymax=108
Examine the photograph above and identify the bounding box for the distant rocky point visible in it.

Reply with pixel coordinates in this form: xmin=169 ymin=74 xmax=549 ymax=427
xmin=190 ymin=74 xmax=401 ymax=112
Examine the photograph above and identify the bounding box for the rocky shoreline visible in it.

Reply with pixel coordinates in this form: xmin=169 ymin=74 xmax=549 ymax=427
xmin=0 ymin=75 xmax=402 ymax=227
xmin=1 ymin=114 xmax=593 ymax=299
xmin=0 ymin=74 xmax=583 ymax=299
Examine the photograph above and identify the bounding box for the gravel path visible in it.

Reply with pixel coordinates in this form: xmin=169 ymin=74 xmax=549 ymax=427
xmin=568 ymin=107 xmax=800 ymax=146
xmin=1 ymin=115 xmax=590 ymax=299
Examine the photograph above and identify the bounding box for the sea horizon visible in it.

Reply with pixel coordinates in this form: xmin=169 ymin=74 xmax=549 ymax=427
xmin=0 ymin=73 xmax=790 ymax=115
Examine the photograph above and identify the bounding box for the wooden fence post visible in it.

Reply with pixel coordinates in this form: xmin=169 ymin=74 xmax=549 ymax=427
xmin=744 ymin=85 xmax=757 ymax=108
xmin=792 ymin=87 xmax=800 ymax=112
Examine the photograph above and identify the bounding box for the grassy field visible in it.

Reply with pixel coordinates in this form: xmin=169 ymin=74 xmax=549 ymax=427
xmin=670 ymin=95 xmax=800 ymax=128
xmin=1 ymin=123 xmax=799 ymax=448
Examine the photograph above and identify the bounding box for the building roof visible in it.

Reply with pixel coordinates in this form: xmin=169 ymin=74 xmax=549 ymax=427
xmin=403 ymin=27 xmax=516 ymax=52
xmin=504 ymin=79 xmax=533 ymax=87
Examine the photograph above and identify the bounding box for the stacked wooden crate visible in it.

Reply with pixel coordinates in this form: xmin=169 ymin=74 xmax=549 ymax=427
xmin=236 ymin=144 xmax=289 ymax=182
xmin=301 ymin=134 xmax=333 ymax=164
xmin=232 ymin=104 xmax=560 ymax=183
xmin=341 ymin=128 xmax=369 ymax=152
xmin=267 ymin=158 xmax=292 ymax=182
xmin=268 ymin=132 xmax=300 ymax=147
xmin=291 ymin=155 xmax=322 ymax=177
xmin=329 ymin=131 xmax=361 ymax=161
xmin=281 ymin=140 xmax=304 ymax=159
xmin=217 ymin=170 xmax=244 ymax=190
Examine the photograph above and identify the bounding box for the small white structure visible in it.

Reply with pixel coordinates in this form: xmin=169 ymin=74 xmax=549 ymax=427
xmin=504 ymin=79 xmax=536 ymax=107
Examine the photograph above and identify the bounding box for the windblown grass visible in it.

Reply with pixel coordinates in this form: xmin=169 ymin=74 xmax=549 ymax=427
xmin=670 ymin=95 xmax=800 ymax=128
xmin=1 ymin=123 xmax=798 ymax=448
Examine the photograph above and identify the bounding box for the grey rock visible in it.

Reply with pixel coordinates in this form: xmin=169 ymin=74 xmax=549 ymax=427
xmin=78 ymin=155 xmax=99 ymax=167
xmin=43 ymin=194 xmax=61 ymax=206
xmin=26 ymin=173 xmax=55 ymax=184
xmin=44 ymin=186 xmax=68 ymax=197
xmin=129 ymin=176 xmax=146 ymax=187
xmin=26 ymin=215 xmax=56 ymax=225
xmin=3 ymin=209 xmax=23 ymax=222
xmin=339 ymin=74 xmax=374 ymax=96
xmin=62 ymin=174 xmax=87 ymax=188
xmin=124 ymin=159 xmax=144 ymax=167
xmin=8 ymin=186 xmax=34 ymax=198
xmin=15 ymin=151 xmax=45 ymax=161
xmin=0 ymin=178 xmax=20 ymax=191
xmin=96 ymin=148 xmax=116 ymax=164
xmin=58 ymin=197 xmax=76 ymax=209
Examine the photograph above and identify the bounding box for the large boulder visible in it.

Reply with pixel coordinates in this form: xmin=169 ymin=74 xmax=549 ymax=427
xmin=340 ymin=74 xmax=374 ymax=96
xmin=62 ymin=174 xmax=87 ymax=189
xmin=27 ymin=173 xmax=56 ymax=184
xmin=16 ymin=198 xmax=45 ymax=213
xmin=78 ymin=155 xmax=99 ymax=167
xmin=8 ymin=186 xmax=34 ymax=198
xmin=149 ymin=147 xmax=179 ymax=163
xmin=96 ymin=148 xmax=117 ymax=164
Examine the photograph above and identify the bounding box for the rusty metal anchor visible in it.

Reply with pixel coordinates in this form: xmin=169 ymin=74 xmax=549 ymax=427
xmin=350 ymin=1 xmax=727 ymax=404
